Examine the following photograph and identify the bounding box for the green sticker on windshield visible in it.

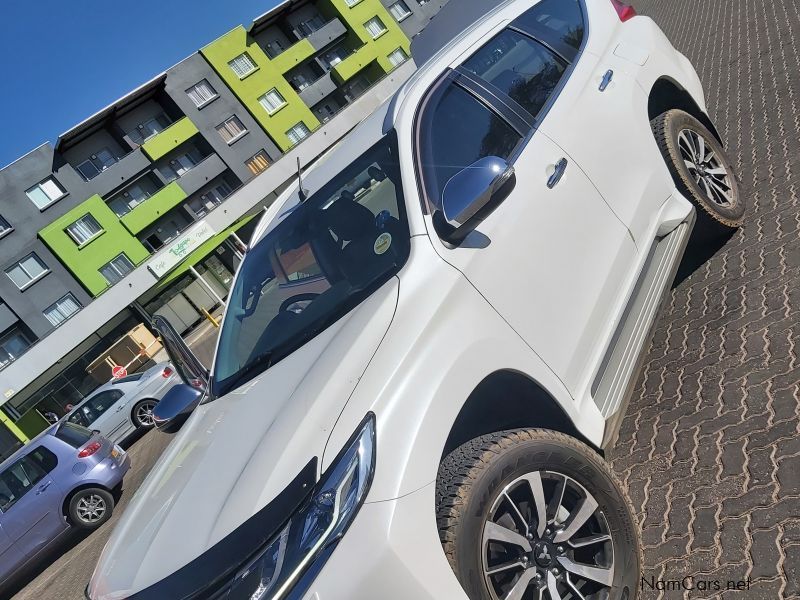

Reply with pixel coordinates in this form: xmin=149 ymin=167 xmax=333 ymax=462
xmin=374 ymin=232 xmax=392 ymax=255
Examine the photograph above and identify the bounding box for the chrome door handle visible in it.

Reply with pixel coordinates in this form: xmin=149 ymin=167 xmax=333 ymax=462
xmin=599 ymin=69 xmax=613 ymax=91
xmin=547 ymin=158 xmax=568 ymax=189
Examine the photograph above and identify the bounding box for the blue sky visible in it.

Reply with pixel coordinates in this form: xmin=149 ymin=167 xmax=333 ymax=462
xmin=0 ymin=0 xmax=277 ymax=168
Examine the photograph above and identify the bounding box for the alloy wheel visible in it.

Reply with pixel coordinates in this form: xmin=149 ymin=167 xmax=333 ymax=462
xmin=677 ymin=128 xmax=734 ymax=208
xmin=76 ymin=494 xmax=107 ymax=524
xmin=136 ymin=401 xmax=157 ymax=426
xmin=481 ymin=470 xmax=614 ymax=600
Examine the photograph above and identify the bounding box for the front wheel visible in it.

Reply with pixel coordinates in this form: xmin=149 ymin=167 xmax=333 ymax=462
xmin=652 ymin=109 xmax=744 ymax=236
xmin=437 ymin=429 xmax=641 ymax=600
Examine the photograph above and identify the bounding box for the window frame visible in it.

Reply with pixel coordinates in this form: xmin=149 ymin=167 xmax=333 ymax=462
xmin=364 ymin=16 xmax=388 ymax=39
xmin=216 ymin=116 xmax=249 ymax=145
xmin=186 ymin=79 xmax=219 ymax=108
xmin=25 ymin=177 xmax=67 ymax=210
xmin=258 ymin=88 xmax=288 ymax=115
xmin=99 ymin=253 xmax=135 ymax=286
xmin=228 ymin=52 xmax=258 ymax=79
xmin=286 ymin=122 xmax=311 ymax=146
xmin=387 ymin=47 xmax=409 ymax=68
xmin=388 ymin=0 xmax=412 ymax=21
xmin=412 ymin=0 xmax=588 ymax=216
xmin=245 ymin=150 xmax=271 ymax=175
xmin=5 ymin=253 xmax=50 ymax=290
xmin=0 ymin=215 xmax=13 ymax=239
xmin=66 ymin=213 xmax=104 ymax=246
xmin=43 ymin=293 xmax=82 ymax=327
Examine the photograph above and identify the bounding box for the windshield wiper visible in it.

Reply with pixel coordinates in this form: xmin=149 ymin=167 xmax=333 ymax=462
xmin=222 ymin=350 xmax=274 ymax=394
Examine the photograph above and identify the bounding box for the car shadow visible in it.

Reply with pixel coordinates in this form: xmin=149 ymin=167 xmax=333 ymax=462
xmin=672 ymin=227 xmax=736 ymax=288
xmin=2 ymin=528 xmax=93 ymax=599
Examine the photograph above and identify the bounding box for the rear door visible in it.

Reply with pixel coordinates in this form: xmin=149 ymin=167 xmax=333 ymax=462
xmin=416 ymin=16 xmax=637 ymax=395
xmin=0 ymin=446 xmax=66 ymax=560
xmin=526 ymin=0 xmax=674 ymax=244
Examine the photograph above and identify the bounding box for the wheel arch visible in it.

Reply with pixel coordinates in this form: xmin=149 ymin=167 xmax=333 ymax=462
xmin=441 ymin=369 xmax=603 ymax=461
xmin=648 ymin=77 xmax=722 ymax=144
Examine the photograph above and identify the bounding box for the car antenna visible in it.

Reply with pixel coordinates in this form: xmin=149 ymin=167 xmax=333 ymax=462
xmin=297 ymin=157 xmax=308 ymax=202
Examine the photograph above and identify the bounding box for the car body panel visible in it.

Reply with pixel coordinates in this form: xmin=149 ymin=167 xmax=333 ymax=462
xmin=90 ymin=279 xmax=398 ymax=598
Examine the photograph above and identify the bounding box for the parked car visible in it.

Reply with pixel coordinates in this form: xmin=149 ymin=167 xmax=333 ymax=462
xmin=88 ymin=0 xmax=744 ymax=599
xmin=66 ymin=362 xmax=179 ymax=445
xmin=0 ymin=422 xmax=129 ymax=591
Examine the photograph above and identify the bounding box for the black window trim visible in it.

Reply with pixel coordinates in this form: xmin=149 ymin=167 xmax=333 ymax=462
xmin=412 ymin=0 xmax=589 ymax=215
xmin=0 ymin=451 xmax=50 ymax=513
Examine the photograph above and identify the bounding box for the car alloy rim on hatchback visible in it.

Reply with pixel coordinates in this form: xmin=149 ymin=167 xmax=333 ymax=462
xmin=136 ymin=401 xmax=157 ymax=426
xmin=481 ymin=470 xmax=614 ymax=600
xmin=677 ymin=128 xmax=735 ymax=208
xmin=77 ymin=494 xmax=107 ymax=524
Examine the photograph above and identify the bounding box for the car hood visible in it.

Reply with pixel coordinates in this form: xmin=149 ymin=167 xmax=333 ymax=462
xmin=89 ymin=278 xmax=399 ymax=599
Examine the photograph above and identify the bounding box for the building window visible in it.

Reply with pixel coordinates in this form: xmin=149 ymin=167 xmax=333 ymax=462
xmin=127 ymin=115 xmax=171 ymax=146
xmin=216 ymin=116 xmax=248 ymax=144
xmin=364 ymin=16 xmax=388 ymax=39
xmin=388 ymin=1 xmax=412 ymax=21
xmin=187 ymin=183 xmax=233 ymax=218
xmin=286 ymin=123 xmax=311 ymax=146
xmin=26 ymin=178 xmax=67 ymax=210
xmin=228 ymin=53 xmax=257 ymax=78
xmin=108 ymin=184 xmax=150 ymax=217
xmin=186 ymin=79 xmax=218 ymax=107
xmin=0 ymin=328 xmax=32 ymax=368
xmin=258 ymin=88 xmax=287 ymax=114
xmin=388 ymin=47 xmax=408 ymax=67
xmin=6 ymin=253 xmax=49 ymax=290
xmin=43 ymin=293 xmax=82 ymax=327
xmin=159 ymin=150 xmax=203 ymax=181
xmin=344 ymin=0 xmax=360 ymax=6
xmin=66 ymin=214 xmax=103 ymax=245
xmin=99 ymin=254 xmax=134 ymax=285
xmin=246 ymin=151 xmax=271 ymax=175
xmin=0 ymin=215 xmax=12 ymax=238
xmin=75 ymin=148 xmax=118 ymax=181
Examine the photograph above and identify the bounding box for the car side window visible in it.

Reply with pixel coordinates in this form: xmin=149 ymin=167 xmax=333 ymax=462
xmin=417 ymin=83 xmax=523 ymax=212
xmin=511 ymin=0 xmax=585 ymax=61
xmin=0 ymin=453 xmax=49 ymax=512
xmin=29 ymin=446 xmax=58 ymax=474
xmin=461 ymin=29 xmax=567 ymax=121
xmin=76 ymin=389 xmax=124 ymax=424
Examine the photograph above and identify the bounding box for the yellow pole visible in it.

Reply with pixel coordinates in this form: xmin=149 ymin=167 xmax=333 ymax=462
xmin=201 ymin=307 xmax=220 ymax=328
xmin=0 ymin=410 xmax=29 ymax=443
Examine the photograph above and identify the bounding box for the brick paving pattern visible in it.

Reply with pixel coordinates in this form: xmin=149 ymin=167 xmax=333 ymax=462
xmin=609 ymin=1 xmax=800 ymax=598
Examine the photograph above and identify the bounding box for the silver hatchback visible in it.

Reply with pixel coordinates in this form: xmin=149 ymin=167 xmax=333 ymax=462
xmin=65 ymin=362 xmax=179 ymax=444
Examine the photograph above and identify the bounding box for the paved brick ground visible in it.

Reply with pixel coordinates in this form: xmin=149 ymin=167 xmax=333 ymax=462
xmin=609 ymin=1 xmax=800 ymax=598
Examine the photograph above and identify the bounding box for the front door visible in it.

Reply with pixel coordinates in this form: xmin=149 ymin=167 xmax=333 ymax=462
xmin=72 ymin=389 xmax=127 ymax=440
xmin=415 ymin=20 xmax=637 ymax=397
xmin=0 ymin=446 xmax=65 ymax=561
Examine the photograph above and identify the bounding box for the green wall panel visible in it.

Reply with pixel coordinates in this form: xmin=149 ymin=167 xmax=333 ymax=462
xmin=141 ymin=117 xmax=200 ymax=161
xmin=201 ymin=27 xmax=321 ymax=152
xmin=120 ymin=182 xmax=188 ymax=235
xmin=39 ymin=195 xmax=150 ymax=297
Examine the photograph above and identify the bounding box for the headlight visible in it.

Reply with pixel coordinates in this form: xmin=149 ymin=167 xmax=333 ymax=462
xmin=226 ymin=413 xmax=376 ymax=600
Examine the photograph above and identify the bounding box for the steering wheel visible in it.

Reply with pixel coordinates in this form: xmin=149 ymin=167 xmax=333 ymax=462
xmin=279 ymin=293 xmax=320 ymax=314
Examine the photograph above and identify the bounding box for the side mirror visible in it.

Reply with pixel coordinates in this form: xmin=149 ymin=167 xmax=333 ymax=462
xmin=151 ymin=315 xmax=209 ymax=391
xmin=439 ymin=156 xmax=516 ymax=243
xmin=152 ymin=384 xmax=203 ymax=433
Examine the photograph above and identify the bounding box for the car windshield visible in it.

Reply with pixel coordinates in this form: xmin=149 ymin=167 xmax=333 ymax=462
xmin=212 ymin=132 xmax=409 ymax=396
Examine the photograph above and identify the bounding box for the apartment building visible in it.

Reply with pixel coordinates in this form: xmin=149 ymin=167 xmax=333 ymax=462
xmin=0 ymin=0 xmax=446 ymax=458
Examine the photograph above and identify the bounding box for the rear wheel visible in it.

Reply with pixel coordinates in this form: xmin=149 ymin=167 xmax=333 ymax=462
xmin=132 ymin=399 xmax=158 ymax=429
xmin=68 ymin=488 xmax=114 ymax=530
xmin=652 ymin=109 xmax=744 ymax=236
xmin=437 ymin=429 xmax=641 ymax=600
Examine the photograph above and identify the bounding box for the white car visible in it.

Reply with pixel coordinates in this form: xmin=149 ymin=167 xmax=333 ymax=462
xmin=66 ymin=363 xmax=179 ymax=445
xmin=88 ymin=0 xmax=743 ymax=599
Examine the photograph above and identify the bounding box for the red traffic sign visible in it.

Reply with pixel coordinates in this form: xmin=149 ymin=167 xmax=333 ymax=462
xmin=112 ymin=365 xmax=128 ymax=379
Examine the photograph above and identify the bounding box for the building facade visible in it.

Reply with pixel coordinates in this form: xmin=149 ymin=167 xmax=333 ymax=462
xmin=0 ymin=0 xmax=446 ymax=458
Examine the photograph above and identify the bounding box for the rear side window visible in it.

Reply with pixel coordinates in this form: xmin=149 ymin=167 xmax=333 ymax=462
xmin=0 ymin=454 xmax=49 ymax=512
xmin=417 ymin=83 xmax=522 ymax=211
xmin=55 ymin=421 xmax=93 ymax=447
xmin=461 ymin=29 xmax=566 ymax=120
xmin=512 ymin=0 xmax=585 ymax=61
xmin=29 ymin=446 xmax=58 ymax=473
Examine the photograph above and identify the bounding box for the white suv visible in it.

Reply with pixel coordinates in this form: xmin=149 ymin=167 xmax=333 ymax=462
xmin=88 ymin=0 xmax=744 ymax=599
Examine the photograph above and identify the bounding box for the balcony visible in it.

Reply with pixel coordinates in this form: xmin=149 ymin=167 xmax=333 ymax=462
xmin=270 ymin=19 xmax=348 ymax=74
xmin=305 ymin=18 xmax=347 ymax=52
xmin=0 ymin=306 xmax=19 ymax=334
xmin=174 ymin=154 xmax=228 ymax=197
xmin=298 ymin=72 xmax=338 ymax=106
xmin=120 ymin=182 xmax=188 ymax=235
xmin=76 ymin=148 xmax=152 ymax=199
xmin=332 ymin=45 xmax=378 ymax=82
xmin=141 ymin=117 xmax=200 ymax=162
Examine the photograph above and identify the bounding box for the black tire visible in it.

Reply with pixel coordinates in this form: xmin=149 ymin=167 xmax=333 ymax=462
xmin=437 ymin=429 xmax=641 ymax=600
xmin=132 ymin=398 xmax=158 ymax=429
xmin=652 ymin=109 xmax=744 ymax=236
xmin=68 ymin=488 xmax=114 ymax=530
